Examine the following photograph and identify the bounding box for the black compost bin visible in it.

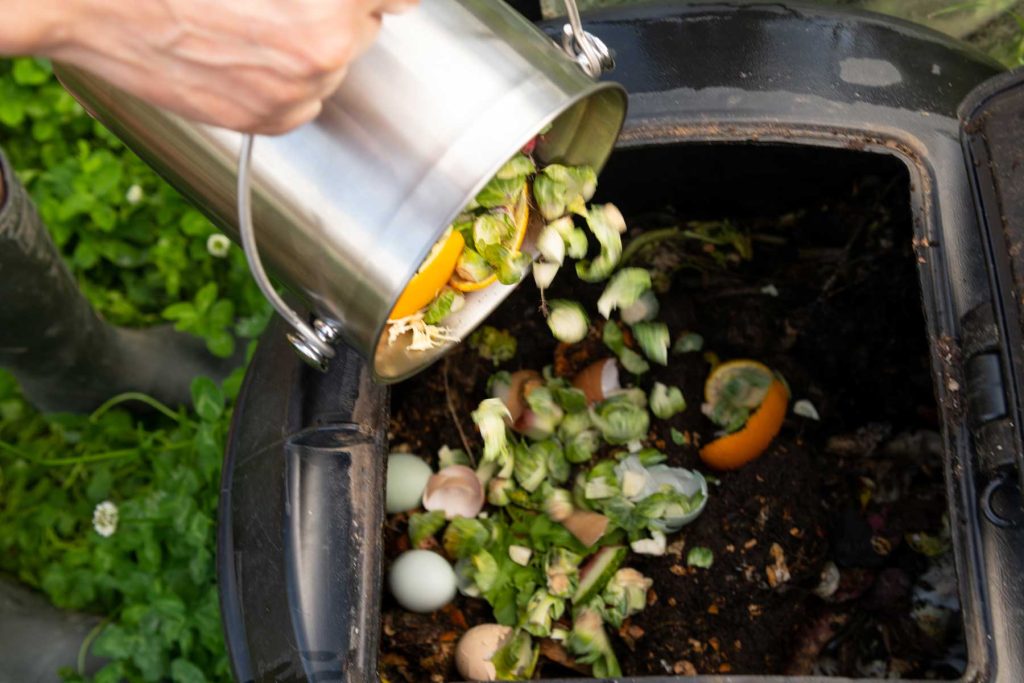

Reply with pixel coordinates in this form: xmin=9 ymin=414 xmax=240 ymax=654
xmin=218 ymin=2 xmax=1024 ymax=681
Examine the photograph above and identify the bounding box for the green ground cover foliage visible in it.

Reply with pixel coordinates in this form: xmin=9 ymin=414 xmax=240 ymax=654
xmin=0 ymin=57 xmax=268 ymax=682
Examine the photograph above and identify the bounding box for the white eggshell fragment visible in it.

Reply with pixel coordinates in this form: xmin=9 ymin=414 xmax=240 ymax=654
xmin=422 ymin=465 xmax=485 ymax=520
xmin=388 ymin=550 xmax=457 ymax=613
xmin=455 ymin=624 xmax=513 ymax=682
xmin=386 ymin=454 xmax=433 ymax=514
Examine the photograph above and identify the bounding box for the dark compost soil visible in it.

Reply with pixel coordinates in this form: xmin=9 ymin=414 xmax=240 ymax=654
xmin=381 ymin=150 xmax=964 ymax=681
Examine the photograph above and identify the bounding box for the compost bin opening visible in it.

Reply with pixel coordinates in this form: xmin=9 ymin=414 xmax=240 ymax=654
xmin=384 ymin=143 xmax=965 ymax=680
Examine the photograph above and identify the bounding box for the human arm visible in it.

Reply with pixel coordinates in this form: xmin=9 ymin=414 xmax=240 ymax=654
xmin=0 ymin=0 xmax=417 ymax=134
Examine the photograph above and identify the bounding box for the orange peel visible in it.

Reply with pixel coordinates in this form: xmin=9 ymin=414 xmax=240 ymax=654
xmin=449 ymin=188 xmax=530 ymax=293
xmin=699 ymin=379 xmax=789 ymax=470
xmin=390 ymin=229 xmax=466 ymax=320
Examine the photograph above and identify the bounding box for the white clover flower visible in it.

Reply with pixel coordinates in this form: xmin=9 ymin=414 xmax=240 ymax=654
xmin=206 ymin=233 xmax=232 ymax=258
xmin=125 ymin=184 xmax=144 ymax=205
xmin=92 ymin=501 xmax=119 ymax=537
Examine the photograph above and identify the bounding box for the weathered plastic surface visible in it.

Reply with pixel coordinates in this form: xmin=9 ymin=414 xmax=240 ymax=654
xmin=957 ymin=66 xmax=1024 ymax=681
xmin=221 ymin=3 xmax=1024 ymax=682
xmin=218 ymin=313 xmax=388 ymax=683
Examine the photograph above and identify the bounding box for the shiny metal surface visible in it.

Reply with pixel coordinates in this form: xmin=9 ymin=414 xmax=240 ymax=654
xmin=55 ymin=0 xmax=626 ymax=382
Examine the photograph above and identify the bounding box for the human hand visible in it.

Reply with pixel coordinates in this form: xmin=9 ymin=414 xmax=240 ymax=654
xmin=5 ymin=0 xmax=417 ymax=134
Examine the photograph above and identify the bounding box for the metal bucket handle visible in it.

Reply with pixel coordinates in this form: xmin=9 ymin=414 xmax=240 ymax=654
xmin=236 ymin=0 xmax=614 ymax=370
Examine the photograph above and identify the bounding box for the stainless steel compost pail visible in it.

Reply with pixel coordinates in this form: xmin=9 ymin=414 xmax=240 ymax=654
xmin=54 ymin=0 xmax=627 ymax=381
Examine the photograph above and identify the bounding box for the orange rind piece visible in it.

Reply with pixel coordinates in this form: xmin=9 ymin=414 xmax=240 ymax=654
xmin=390 ymin=229 xmax=466 ymax=320
xmin=699 ymin=379 xmax=789 ymax=470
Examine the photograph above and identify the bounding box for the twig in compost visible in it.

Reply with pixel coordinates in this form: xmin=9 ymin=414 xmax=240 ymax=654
xmin=443 ymin=357 xmax=475 ymax=466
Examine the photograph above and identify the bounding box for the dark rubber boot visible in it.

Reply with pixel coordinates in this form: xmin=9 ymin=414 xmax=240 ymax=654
xmin=0 ymin=150 xmax=241 ymax=412
xmin=0 ymin=576 xmax=105 ymax=682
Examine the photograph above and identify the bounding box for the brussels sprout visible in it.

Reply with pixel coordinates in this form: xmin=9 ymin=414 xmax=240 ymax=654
xmin=687 ymin=546 xmax=714 ymax=568
xmin=457 ymin=248 xmax=495 ymax=283
xmin=612 ymin=387 xmax=648 ymax=408
xmin=547 ymin=300 xmax=590 ymax=344
xmin=543 ymin=486 xmax=575 ymax=522
xmin=514 ymin=441 xmax=549 ymax=493
xmin=488 ymin=477 xmax=515 ymax=506
xmin=474 ymin=212 xmax=513 ymax=251
xmin=509 ymin=545 xmax=533 ymax=567
xmin=491 ymin=628 xmax=538 ymax=681
xmin=548 ymin=216 xmax=590 ymax=260
xmin=533 ymin=164 xmax=597 ymax=221
xmin=649 ymin=382 xmax=686 ymax=419
xmin=585 ymin=460 xmax=621 ymax=500
xmin=408 ymin=510 xmax=447 ymax=548
xmin=565 ymin=227 xmax=590 ymax=260
xmin=533 ymin=261 xmax=559 ymax=290
xmin=565 ymin=429 xmax=601 ymax=464
xmin=585 ymin=476 xmax=618 ymax=500
xmin=602 ymin=322 xmax=649 ymax=375
xmin=470 ymin=327 xmax=517 ymax=367
xmin=525 ymin=387 xmax=564 ymax=423
xmin=533 ymin=169 xmax=571 ymax=221
xmin=589 ymin=394 xmax=650 ymax=445
xmin=611 ymin=455 xmax=708 ymax=531
xmin=553 ymin=386 xmax=588 ymax=414
xmin=620 ymin=290 xmax=660 ymax=325
xmin=576 ymin=204 xmax=626 ymax=283
xmin=597 ymin=268 xmax=652 ymax=318
xmin=673 ymin=331 xmax=704 ymax=354
xmin=545 ymin=547 xmax=582 ymax=598
xmin=631 ymin=322 xmax=670 ymax=366
xmin=630 ymin=447 xmax=667 ymax=467
xmin=538 ymin=224 xmax=566 ymax=265
xmin=521 ymin=387 xmax=565 ymax=440
xmin=476 ymin=175 xmax=526 ymax=209
xmin=614 ymin=455 xmax=652 ymax=500
xmin=496 ymin=153 xmax=536 ymax=180
xmin=481 ymin=243 xmax=532 ymax=286
xmin=443 ymin=517 xmax=490 ymax=559
xmin=471 ymin=549 xmax=501 ymax=591
xmin=472 ymin=398 xmax=514 ymax=478
xmin=423 ymin=287 xmax=465 ymax=325
xmin=630 ymin=529 xmax=667 ymax=556
xmin=521 ymin=588 xmax=566 ymax=637
xmin=570 ymin=166 xmax=598 ymax=203
xmin=540 ymin=440 xmax=571 ymax=484
xmin=600 ymin=568 xmax=653 ymax=628
xmin=566 ymin=608 xmax=621 ymax=678
xmin=558 ymin=411 xmax=592 ymax=439
xmin=438 ymin=445 xmax=472 ymax=469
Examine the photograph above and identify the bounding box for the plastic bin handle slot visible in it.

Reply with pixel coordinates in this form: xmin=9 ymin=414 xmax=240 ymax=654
xmin=284 ymin=426 xmax=384 ymax=682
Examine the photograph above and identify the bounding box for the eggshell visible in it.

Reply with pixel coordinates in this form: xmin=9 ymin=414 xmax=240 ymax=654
xmin=422 ymin=465 xmax=485 ymax=519
xmin=388 ymin=550 xmax=457 ymax=613
xmin=455 ymin=624 xmax=513 ymax=681
xmin=572 ymin=358 xmax=620 ymax=404
xmin=386 ymin=454 xmax=433 ymax=514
